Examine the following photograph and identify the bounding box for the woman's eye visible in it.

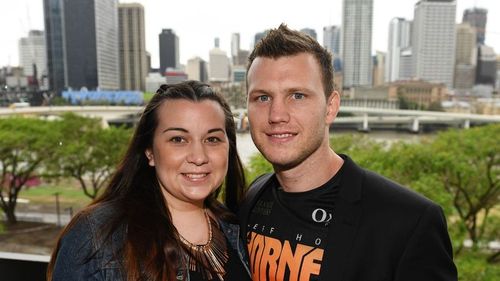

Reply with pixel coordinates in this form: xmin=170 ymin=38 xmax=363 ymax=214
xmin=206 ymin=137 xmax=221 ymax=143
xmin=170 ymin=136 xmax=185 ymax=143
xmin=292 ymin=93 xmax=305 ymax=100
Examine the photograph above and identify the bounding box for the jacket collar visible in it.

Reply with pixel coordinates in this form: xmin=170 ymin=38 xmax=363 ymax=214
xmin=319 ymin=154 xmax=364 ymax=281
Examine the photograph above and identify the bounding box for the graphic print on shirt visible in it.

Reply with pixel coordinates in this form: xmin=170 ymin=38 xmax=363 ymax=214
xmin=247 ymin=178 xmax=339 ymax=281
xmin=247 ymin=225 xmax=324 ymax=281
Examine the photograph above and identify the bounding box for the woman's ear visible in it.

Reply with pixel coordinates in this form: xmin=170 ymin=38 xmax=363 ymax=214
xmin=145 ymin=149 xmax=155 ymax=166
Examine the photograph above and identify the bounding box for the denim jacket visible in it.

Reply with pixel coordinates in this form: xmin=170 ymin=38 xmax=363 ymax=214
xmin=51 ymin=203 xmax=250 ymax=280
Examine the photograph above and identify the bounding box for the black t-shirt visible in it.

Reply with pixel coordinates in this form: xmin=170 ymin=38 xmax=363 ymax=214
xmin=188 ymin=235 xmax=251 ymax=281
xmin=247 ymin=170 xmax=342 ymax=281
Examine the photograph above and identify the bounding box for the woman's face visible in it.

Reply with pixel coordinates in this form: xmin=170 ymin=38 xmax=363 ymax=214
xmin=145 ymin=99 xmax=229 ymax=209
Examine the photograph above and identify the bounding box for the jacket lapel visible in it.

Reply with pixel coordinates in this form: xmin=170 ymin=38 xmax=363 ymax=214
xmin=319 ymin=155 xmax=364 ymax=281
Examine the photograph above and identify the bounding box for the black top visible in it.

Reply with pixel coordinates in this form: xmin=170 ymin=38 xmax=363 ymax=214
xmin=239 ymin=155 xmax=458 ymax=281
xmin=188 ymin=236 xmax=250 ymax=281
xmin=246 ymin=170 xmax=342 ymax=280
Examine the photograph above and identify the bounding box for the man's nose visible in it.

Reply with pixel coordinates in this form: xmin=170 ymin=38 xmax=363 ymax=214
xmin=268 ymin=99 xmax=290 ymax=124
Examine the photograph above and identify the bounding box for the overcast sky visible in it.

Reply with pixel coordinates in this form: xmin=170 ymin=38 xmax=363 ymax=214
xmin=0 ymin=0 xmax=498 ymax=69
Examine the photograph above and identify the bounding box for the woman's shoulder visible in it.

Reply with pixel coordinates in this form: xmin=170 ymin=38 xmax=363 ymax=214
xmin=63 ymin=202 xmax=125 ymax=250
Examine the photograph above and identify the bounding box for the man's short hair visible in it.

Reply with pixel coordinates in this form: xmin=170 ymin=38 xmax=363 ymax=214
xmin=247 ymin=23 xmax=335 ymax=97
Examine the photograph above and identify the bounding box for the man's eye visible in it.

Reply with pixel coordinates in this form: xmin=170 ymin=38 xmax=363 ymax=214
xmin=292 ymin=93 xmax=305 ymax=100
xmin=257 ymin=95 xmax=270 ymax=102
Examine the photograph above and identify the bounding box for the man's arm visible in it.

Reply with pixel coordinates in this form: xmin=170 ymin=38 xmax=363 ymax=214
xmin=394 ymin=203 xmax=458 ymax=281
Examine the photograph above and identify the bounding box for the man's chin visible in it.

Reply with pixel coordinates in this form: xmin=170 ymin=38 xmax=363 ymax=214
xmin=264 ymin=155 xmax=302 ymax=171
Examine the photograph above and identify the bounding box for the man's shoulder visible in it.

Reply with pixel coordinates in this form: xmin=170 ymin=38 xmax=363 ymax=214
xmin=246 ymin=173 xmax=274 ymax=200
xmin=364 ymin=169 xmax=435 ymax=207
xmin=341 ymin=154 xmax=437 ymax=210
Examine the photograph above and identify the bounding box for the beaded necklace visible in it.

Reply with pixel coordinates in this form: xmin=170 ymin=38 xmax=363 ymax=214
xmin=179 ymin=209 xmax=229 ymax=280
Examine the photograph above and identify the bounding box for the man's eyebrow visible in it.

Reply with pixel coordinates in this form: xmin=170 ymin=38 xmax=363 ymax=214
xmin=286 ymin=87 xmax=310 ymax=93
xmin=248 ymin=88 xmax=269 ymax=95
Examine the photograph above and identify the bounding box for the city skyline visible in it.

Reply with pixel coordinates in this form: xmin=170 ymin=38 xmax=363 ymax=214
xmin=1 ymin=0 xmax=499 ymax=69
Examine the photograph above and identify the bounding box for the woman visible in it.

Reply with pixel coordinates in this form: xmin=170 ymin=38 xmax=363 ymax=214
xmin=47 ymin=81 xmax=250 ymax=280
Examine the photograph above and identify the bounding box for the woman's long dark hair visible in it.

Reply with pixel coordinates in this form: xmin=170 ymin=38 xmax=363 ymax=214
xmin=47 ymin=81 xmax=247 ymax=280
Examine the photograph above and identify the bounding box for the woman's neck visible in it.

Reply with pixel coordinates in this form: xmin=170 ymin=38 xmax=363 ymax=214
xmin=169 ymin=204 xmax=210 ymax=245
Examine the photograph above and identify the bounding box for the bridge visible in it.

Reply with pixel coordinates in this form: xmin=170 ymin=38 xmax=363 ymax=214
xmin=1 ymin=105 xmax=500 ymax=133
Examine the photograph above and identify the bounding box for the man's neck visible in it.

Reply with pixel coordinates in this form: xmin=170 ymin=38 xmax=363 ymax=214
xmin=274 ymin=149 xmax=344 ymax=193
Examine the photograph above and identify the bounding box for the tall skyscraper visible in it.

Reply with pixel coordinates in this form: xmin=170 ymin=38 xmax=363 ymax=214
xmin=454 ymin=23 xmax=476 ymax=89
xmin=18 ymin=30 xmax=46 ymax=81
xmin=385 ymin=18 xmax=412 ymax=82
xmin=300 ymin=28 xmax=317 ymax=40
xmin=341 ymin=0 xmax=373 ymax=88
xmin=399 ymin=48 xmax=413 ymax=80
xmin=455 ymin=23 xmax=476 ymax=65
xmin=118 ymin=3 xmax=147 ymax=91
xmin=372 ymin=51 xmax=386 ymax=86
xmin=412 ymin=0 xmax=456 ymax=88
xmin=463 ymin=7 xmax=487 ymax=45
xmin=159 ymin=29 xmax=179 ymax=73
xmin=253 ymin=30 xmax=269 ymax=48
xmin=476 ymin=45 xmax=497 ymax=85
xmin=209 ymin=42 xmax=230 ymax=82
xmin=43 ymin=0 xmax=66 ymax=94
xmin=234 ymin=50 xmax=250 ymax=66
xmin=323 ymin=25 xmax=341 ymax=56
xmin=186 ymin=57 xmax=208 ymax=82
xmin=231 ymin=33 xmax=240 ymax=62
xmin=63 ymin=0 xmax=120 ymax=90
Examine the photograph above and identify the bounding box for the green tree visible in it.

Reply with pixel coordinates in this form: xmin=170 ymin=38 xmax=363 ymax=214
xmin=245 ymin=153 xmax=273 ymax=184
xmin=0 ymin=117 xmax=59 ymax=224
xmin=50 ymin=113 xmax=131 ymax=199
xmin=429 ymin=125 xmax=500 ymax=254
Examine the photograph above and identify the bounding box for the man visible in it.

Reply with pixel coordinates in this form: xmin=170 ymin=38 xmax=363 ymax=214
xmin=239 ymin=24 xmax=457 ymax=281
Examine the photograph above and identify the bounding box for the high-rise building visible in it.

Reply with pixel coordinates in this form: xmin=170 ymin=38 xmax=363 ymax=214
xmin=341 ymin=0 xmax=373 ymax=88
xmin=18 ymin=30 xmax=46 ymax=82
xmin=118 ymin=3 xmax=147 ymax=91
xmin=385 ymin=18 xmax=412 ymax=82
xmin=232 ymin=66 xmax=246 ymax=83
xmin=412 ymin=0 xmax=456 ymax=88
xmin=146 ymin=51 xmax=151 ymax=72
xmin=63 ymin=0 xmax=120 ymax=90
xmin=323 ymin=25 xmax=341 ymax=56
xmin=43 ymin=0 xmax=66 ymax=94
xmin=159 ymin=29 xmax=179 ymax=73
xmin=455 ymin=23 xmax=476 ymax=65
xmin=463 ymin=7 xmax=487 ymax=45
xmin=372 ymin=51 xmax=385 ymax=86
xmin=496 ymin=55 xmax=500 ymax=90
xmin=454 ymin=23 xmax=476 ymax=89
xmin=231 ymin=33 xmax=240 ymax=63
xmin=476 ymin=45 xmax=497 ymax=86
xmin=209 ymin=43 xmax=230 ymax=82
xmin=399 ymin=48 xmax=413 ymax=80
xmin=300 ymin=28 xmax=317 ymax=40
xmin=454 ymin=64 xmax=475 ymax=90
xmin=186 ymin=56 xmax=208 ymax=82
xmin=253 ymin=30 xmax=269 ymax=48
xmin=234 ymin=50 xmax=250 ymax=66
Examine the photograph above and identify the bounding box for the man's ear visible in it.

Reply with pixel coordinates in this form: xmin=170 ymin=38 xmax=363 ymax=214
xmin=326 ymin=91 xmax=340 ymax=123
xmin=145 ymin=149 xmax=155 ymax=167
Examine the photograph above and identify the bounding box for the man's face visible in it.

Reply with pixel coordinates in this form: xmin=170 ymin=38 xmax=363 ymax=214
xmin=246 ymin=53 xmax=338 ymax=169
